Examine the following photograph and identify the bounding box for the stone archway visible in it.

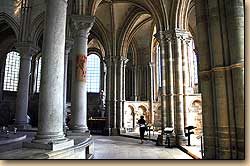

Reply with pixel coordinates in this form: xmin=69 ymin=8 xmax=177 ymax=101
xmin=137 ymin=105 xmax=149 ymax=123
xmin=187 ymin=100 xmax=202 ymax=136
xmin=124 ymin=105 xmax=136 ymax=132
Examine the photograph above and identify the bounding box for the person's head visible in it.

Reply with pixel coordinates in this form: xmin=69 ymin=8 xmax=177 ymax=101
xmin=140 ymin=116 xmax=144 ymax=119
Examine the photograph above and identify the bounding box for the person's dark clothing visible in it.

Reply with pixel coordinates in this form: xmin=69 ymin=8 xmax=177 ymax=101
xmin=138 ymin=118 xmax=146 ymax=140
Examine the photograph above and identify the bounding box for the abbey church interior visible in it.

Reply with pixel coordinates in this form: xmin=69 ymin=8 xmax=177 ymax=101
xmin=0 ymin=0 xmax=244 ymax=160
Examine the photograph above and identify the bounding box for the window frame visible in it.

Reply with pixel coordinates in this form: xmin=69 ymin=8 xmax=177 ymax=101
xmin=86 ymin=53 xmax=101 ymax=93
xmin=3 ymin=50 xmax=21 ymax=92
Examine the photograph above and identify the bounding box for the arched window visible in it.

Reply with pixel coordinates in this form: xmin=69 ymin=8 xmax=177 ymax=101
xmin=35 ymin=57 xmax=42 ymax=93
xmin=87 ymin=53 xmax=100 ymax=93
xmin=3 ymin=51 xmax=20 ymax=91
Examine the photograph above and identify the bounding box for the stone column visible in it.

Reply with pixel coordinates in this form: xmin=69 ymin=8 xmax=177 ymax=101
xmin=133 ymin=65 xmax=138 ymax=101
xmin=122 ymin=58 xmax=129 ymax=128
xmin=29 ymin=0 xmax=74 ymax=150
xmin=173 ymin=30 xmax=186 ymax=145
xmin=182 ymin=34 xmax=191 ymax=127
xmin=100 ymin=60 xmax=105 ymax=91
xmin=207 ymin=0 xmax=231 ymax=159
xmin=63 ymin=39 xmax=73 ymax=131
xmin=15 ymin=43 xmax=38 ymax=129
xmin=155 ymin=31 xmax=175 ymax=146
xmin=0 ymin=55 xmax=5 ymax=100
xmin=69 ymin=15 xmax=95 ymax=134
xmin=225 ymin=0 xmax=244 ymax=159
xmin=117 ymin=57 xmax=124 ymax=131
xmin=195 ymin=0 xmax=216 ymax=158
xmin=104 ymin=57 xmax=112 ymax=135
xmin=149 ymin=62 xmax=154 ymax=124
xmin=111 ymin=56 xmax=118 ymax=135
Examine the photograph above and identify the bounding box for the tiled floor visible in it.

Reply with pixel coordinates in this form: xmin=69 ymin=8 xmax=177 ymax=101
xmin=92 ymin=136 xmax=193 ymax=159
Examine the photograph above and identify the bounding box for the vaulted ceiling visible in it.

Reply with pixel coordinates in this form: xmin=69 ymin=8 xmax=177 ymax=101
xmin=91 ymin=0 xmax=157 ymax=64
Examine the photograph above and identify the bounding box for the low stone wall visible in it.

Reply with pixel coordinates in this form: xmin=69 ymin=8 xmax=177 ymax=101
xmin=25 ymin=136 xmax=94 ymax=159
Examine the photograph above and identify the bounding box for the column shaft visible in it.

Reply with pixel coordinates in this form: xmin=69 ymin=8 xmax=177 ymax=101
xmin=133 ymin=66 xmax=137 ymax=101
xmin=63 ymin=40 xmax=73 ymax=130
xmin=195 ymin=0 xmax=216 ymax=159
xmin=117 ymin=58 xmax=123 ymax=129
xmin=35 ymin=0 xmax=68 ymax=143
xmin=15 ymin=54 xmax=32 ymax=127
xmin=174 ymin=33 xmax=185 ymax=144
xmin=104 ymin=57 xmax=112 ymax=135
xmin=70 ymin=15 xmax=95 ymax=132
xmin=112 ymin=57 xmax=117 ymax=129
xmin=149 ymin=63 xmax=154 ymax=124
xmin=225 ymin=0 xmax=244 ymax=159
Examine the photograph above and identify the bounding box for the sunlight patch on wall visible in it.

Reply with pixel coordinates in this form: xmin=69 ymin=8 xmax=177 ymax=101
xmin=14 ymin=0 xmax=22 ymax=16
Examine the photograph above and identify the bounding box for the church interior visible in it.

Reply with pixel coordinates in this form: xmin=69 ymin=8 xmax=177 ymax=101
xmin=0 ymin=0 xmax=244 ymax=159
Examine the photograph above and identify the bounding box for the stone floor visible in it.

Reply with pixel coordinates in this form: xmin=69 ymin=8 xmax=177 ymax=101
xmin=92 ymin=135 xmax=193 ymax=159
xmin=120 ymin=131 xmax=203 ymax=159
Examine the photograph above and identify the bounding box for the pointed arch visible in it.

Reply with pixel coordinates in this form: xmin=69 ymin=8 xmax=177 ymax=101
xmin=30 ymin=12 xmax=45 ymax=48
xmin=0 ymin=12 xmax=20 ymax=38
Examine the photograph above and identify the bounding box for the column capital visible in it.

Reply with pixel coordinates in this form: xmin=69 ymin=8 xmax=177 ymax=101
xmin=15 ymin=42 xmax=39 ymax=58
xmin=71 ymin=15 xmax=95 ymax=36
xmin=155 ymin=29 xmax=191 ymax=42
xmin=104 ymin=56 xmax=112 ymax=67
xmin=122 ymin=57 xmax=129 ymax=65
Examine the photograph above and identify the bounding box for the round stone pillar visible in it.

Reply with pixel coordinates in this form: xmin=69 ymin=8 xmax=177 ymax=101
xmin=111 ymin=56 xmax=118 ymax=135
xmin=148 ymin=62 xmax=154 ymax=124
xmin=104 ymin=57 xmax=112 ymax=136
xmin=69 ymin=15 xmax=95 ymax=133
xmin=225 ymin=0 xmax=244 ymax=159
xmin=117 ymin=57 xmax=124 ymax=130
xmin=195 ymin=0 xmax=216 ymax=159
xmin=63 ymin=39 xmax=73 ymax=130
xmin=33 ymin=0 xmax=72 ymax=146
xmin=15 ymin=43 xmax=38 ymax=129
xmin=173 ymin=30 xmax=186 ymax=145
xmin=122 ymin=58 xmax=129 ymax=128
xmin=155 ymin=31 xmax=175 ymax=146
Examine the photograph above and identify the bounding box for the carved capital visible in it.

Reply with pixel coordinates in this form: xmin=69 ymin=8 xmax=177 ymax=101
xmin=104 ymin=56 xmax=112 ymax=67
xmin=155 ymin=29 xmax=191 ymax=43
xmin=70 ymin=15 xmax=95 ymax=37
xmin=154 ymin=31 xmax=173 ymax=42
xmin=15 ymin=42 xmax=39 ymax=59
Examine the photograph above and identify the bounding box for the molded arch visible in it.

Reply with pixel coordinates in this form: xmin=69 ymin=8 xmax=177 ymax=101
xmin=30 ymin=12 xmax=45 ymax=48
xmin=0 ymin=12 xmax=20 ymax=38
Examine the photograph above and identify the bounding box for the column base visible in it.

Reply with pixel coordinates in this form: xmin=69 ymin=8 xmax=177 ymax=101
xmin=23 ymin=138 xmax=74 ymax=151
xmin=156 ymin=134 xmax=176 ymax=148
xmin=111 ymin=128 xmax=120 ymax=136
xmin=176 ymin=134 xmax=187 ymax=146
xmin=66 ymin=130 xmax=90 ymax=137
xmin=103 ymin=128 xmax=112 ymax=136
xmin=10 ymin=123 xmax=32 ymax=130
xmin=119 ymin=128 xmax=126 ymax=134
xmin=69 ymin=125 xmax=88 ymax=133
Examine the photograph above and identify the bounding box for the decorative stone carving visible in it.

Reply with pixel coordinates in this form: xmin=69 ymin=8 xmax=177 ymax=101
xmin=70 ymin=15 xmax=95 ymax=37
